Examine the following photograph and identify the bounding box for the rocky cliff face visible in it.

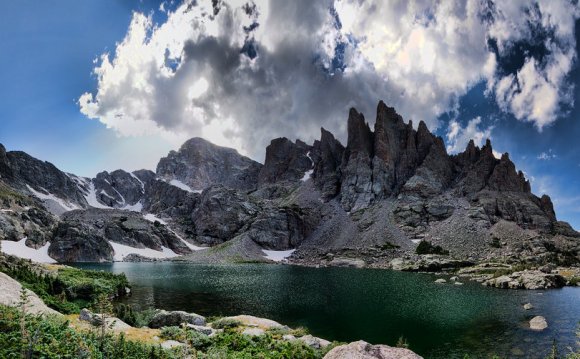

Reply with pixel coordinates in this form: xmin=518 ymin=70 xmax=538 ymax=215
xmin=258 ymin=138 xmax=312 ymax=186
xmin=0 ymin=100 xmax=578 ymax=266
xmin=49 ymin=209 xmax=192 ymax=262
xmin=157 ymin=137 xmax=262 ymax=192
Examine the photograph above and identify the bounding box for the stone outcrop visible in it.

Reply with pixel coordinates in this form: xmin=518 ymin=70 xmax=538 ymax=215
xmin=324 ymin=340 xmax=423 ymax=359
xmin=483 ymin=270 xmax=566 ymax=290
xmin=190 ymin=186 xmax=260 ymax=245
xmin=0 ymin=272 xmax=61 ymax=316
xmin=157 ymin=137 xmax=262 ymax=192
xmin=258 ymin=138 xmax=312 ymax=185
xmin=49 ymin=209 xmax=191 ymax=262
xmin=93 ymin=169 xmax=152 ymax=208
xmin=310 ymin=128 xmax=344 ymax=200
xmin=340 ymin=108 xmax=374 ymax=211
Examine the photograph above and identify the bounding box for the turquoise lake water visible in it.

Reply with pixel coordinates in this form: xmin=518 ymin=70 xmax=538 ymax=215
xmin=74 ymin=262 xmax=580 ymax=358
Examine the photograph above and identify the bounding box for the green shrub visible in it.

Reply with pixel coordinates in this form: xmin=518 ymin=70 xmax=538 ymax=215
xmin=0 ymin=304 xmax=177 ymax=358
xmin=0 ymin=257 xmax=129 ymax=314
xmin=415 ymin=241 xmax=449 ymax=255
xmin=160 ymin=326 xmax=186 ymax=342
xmin=187 ymin=330 xmax=211 ymax=350
xmin=211 ymin=318 xmax=242 ymax=329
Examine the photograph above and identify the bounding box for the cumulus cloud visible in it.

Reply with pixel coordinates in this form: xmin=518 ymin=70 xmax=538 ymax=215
xmin=446 ymin=116 xmax=494 ymax=153
xmin=79 ymin=0 xmax=580 ymax=161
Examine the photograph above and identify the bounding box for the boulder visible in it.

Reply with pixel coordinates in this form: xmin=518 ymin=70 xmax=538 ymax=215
xmin=0 ymin=273 xmax=60 ymax=316
xmin=434 ymin=279 xmax=447 ymax=284
xmin=523 ymin=303 xmax=533 ymax=310
xmin=148 ymin=310 xmax=206 ymax=328
xmin=299 ymin=334 xmax=331 ymax=349
xmin=323 ymin=340 xmax=423 ymax=359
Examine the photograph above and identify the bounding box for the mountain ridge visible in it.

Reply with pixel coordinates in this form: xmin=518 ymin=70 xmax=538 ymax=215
xmin=0 ymin=101 xmax=578 ymax=269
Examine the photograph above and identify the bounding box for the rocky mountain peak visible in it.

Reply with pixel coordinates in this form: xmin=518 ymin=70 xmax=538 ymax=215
xmin=258 ymin=137 xmax=312 ymax=186
xmin=0 ymin=143 xmax=13 ymax=179
xmin=311 ymin=128 xmax=345 ymax=200
xmin=156 ymin=137 xmax=262 ymax=192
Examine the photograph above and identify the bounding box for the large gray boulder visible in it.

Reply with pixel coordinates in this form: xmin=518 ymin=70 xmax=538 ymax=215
xmin=324 ymin=340 xmax=423 ymax=359
xmin=148 ymin=310 xmax=206 ymax=328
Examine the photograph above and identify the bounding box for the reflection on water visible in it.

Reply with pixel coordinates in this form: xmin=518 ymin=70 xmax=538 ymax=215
xmin=74 ymin=262 xmax=580 ymax=358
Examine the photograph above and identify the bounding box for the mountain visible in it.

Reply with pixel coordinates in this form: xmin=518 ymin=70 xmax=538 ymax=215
xmin=0 ymin=101 xmax=578 ymax=268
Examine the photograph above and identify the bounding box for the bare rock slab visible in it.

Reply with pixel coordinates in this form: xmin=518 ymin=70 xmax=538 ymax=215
xmin=324 ymin=340 xmax=423 ymax=359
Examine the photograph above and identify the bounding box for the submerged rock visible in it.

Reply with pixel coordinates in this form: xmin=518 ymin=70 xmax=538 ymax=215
xmin=324 ymin=340 xmax=423 ymax=359
xmin=529 ymin=316 xmax=548 ymax=330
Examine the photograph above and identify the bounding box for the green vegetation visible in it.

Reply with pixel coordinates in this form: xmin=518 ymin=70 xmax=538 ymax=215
xmin=0 ymin=304 xmax=337 ymax=358
xmin=490 ymin=237 xmax=502 ymax=248
xmin=0 ymin=304 xmax=178 ymax=358
xmin=0 ymin=255 xmax=129 ymax=314
xmin=415 ymin=240 xmax=449 ymax=255
xmin=211 ymin=317 xmax=242 ymax=329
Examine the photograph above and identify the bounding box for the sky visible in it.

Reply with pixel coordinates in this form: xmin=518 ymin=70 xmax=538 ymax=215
xmin=0 ymin=0 xmax=579 ymax=228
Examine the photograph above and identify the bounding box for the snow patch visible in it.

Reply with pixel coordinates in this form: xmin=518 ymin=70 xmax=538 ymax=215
xmin=301 ymin=151 xmax=314 ymax=182
xmin=262 ymin=249 xmax=296 ymax=262
xmin=411 ymin=239 xmax=422 ymax=244
xmin=168 ymin=179 xmax=200 ymax=193
xmin=143 ymin=213 xmax=206 ymax=251
xmin=120 ymin=200 xmax=143 ymax=212
xmin=143 ymin=213 xmax=167 ymax=225
xmin=26 ymin=184 xmax=78 ymax=212
xmin=109 ymin=241 xmax=179 ymax=261
xmin=84 ymin=181 xmax=112 ymax=209
xmin=1 ymin=238 xmax=55 ymax=263
xmin=130 ymin=172 xmax=145 ymax=191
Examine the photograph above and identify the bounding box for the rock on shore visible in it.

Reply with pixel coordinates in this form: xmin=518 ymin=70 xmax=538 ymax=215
xmin=324 ymin=340 xmax=423 ymax=359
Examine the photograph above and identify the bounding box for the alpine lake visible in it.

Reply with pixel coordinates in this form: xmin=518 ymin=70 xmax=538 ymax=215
xmin=73 ymin=262 xmax=580 ymax=358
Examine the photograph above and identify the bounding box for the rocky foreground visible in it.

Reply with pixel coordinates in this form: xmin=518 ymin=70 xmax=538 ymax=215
xmin=0 ymin=267 xmax=425 ymax=358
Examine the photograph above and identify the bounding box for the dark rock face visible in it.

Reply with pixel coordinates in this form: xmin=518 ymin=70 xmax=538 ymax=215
xmin=142 ymin=179 xmax=198 ymax=220
xmin=258 ymin=138 xmax=312 ymax=186
xmin=5 ymin=151 xmax=88 ymax=208
xmin=190 ymin=186 xmax=260 ymax=245
xmin=340 ymin=108 xmax=374 ymax=210
xmin=93 ymin=170 xmax=151 ymax=208
xmin=157 ymin=137 xmax=262 ymax=192
xmin=49 ymin=209 xmax=191 ymax=262
xmin=311 ymin=128 xmax=344 ymax=200
xmin=0 ymin=144 xmax=13 ymax=180
xmin=246 ymin=206 xmax=317 ymax=250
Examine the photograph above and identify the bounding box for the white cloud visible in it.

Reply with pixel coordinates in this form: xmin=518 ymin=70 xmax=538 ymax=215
xmin=486 ymin=1 xmax=579 ymax=129
xmin=537 ymin=149 xmax=557 ymax=160
xmin=79 ymin=0 xmax=580 ymax=160
xmin=446 ymin=116 xmax=494 ymax=153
